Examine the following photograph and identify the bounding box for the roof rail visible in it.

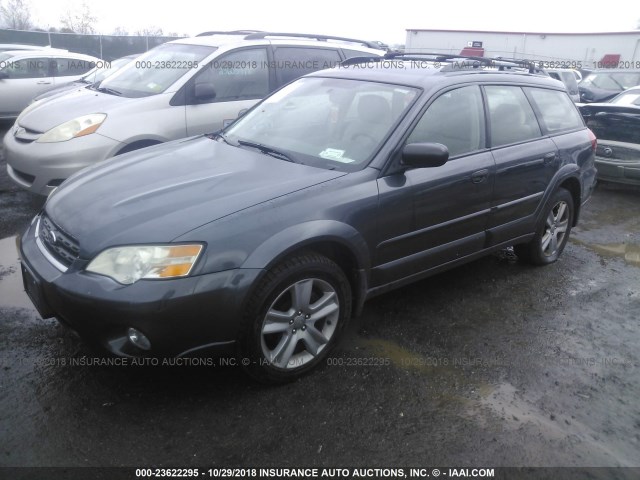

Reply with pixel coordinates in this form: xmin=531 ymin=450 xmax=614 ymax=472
xmin=342 ymin=52 xmax=546 ymax=74
xmin=196 ymin=30 xmax=263 ymax=37
xmin=242 ymin=32 xmax=381 ymax=49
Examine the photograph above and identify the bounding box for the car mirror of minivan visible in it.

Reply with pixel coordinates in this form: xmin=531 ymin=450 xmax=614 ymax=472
xmin=194 ymin=83 xmax=216 ymax=101
xmin=401 ymin=142 xmax=449 ymax=168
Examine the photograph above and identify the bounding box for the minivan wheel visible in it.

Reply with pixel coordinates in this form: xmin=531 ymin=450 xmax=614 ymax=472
xmin=239 ymin=252 xmax=352 ymax=383
xmin=515 ymin=187 xmax=574 ymax=265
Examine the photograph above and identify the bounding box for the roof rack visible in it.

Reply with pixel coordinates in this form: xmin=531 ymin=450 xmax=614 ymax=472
xmin=342 ymin=52 xmax=546 ymax=74
xmin=242 ymin=32 xmax=381 ymax=49
xmin=196 ymin=30 xmax=263 ymax=37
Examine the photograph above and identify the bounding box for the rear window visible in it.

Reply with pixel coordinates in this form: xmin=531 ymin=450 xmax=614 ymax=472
xmin=273 ymin=47 xmax=341 ymax=86
xmin=526 ymin=88 xmax=584 ymax=133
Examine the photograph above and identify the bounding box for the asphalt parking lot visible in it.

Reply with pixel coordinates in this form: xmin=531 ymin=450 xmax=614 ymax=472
xmin=0 ymin=120 xmax=639 ymax=472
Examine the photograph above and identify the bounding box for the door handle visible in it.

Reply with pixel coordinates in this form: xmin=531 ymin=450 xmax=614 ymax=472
xmin=543 ymin=152 xmax=557 ymax=164
xmin=471 ymin=169 xmax=489 ymax=183
xmin=36 ymin=80 xmax=51 ymax=85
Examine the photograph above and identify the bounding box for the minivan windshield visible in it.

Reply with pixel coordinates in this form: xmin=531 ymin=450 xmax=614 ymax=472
xmin=224 ymin=77 xmax=419 ymax=171
xmin=99 ymin=43 xmax=215 ymax=98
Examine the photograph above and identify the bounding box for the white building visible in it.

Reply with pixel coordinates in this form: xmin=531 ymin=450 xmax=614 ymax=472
xmin=405 ymin=29 xmax=640 ymax=68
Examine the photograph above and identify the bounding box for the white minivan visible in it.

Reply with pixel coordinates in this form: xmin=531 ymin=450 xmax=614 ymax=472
xmin=4 ymin=32 xmax=383 ymax=195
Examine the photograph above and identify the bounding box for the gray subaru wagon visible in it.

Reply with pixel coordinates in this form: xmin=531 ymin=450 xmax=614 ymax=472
xmin=18 ymin=54 xmax=597 ymax=383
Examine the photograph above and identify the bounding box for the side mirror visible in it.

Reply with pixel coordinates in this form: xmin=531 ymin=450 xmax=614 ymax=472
xmin=0 ymin=71 xmax=9 ymax=80
xmin=401 ymin=142 xmax=449 ymax=168
xmin=194 ymin=83 xmax=216 ymax=101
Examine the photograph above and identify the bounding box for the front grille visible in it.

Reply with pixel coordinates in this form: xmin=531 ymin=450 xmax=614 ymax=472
xmin=38 ymin=214 xmax=80 ymax=267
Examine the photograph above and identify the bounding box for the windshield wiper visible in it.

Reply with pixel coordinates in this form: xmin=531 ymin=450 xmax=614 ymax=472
xmin=236 ymin=139 xmax=300 ymax=163
xmin=94 ymin=86 xmax=122 ymax=96
xmin=211 ymin=132 xmax=235 ymax=145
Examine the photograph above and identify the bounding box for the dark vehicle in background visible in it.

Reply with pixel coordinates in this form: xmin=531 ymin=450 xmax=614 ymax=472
xmin=578 ymin=70 xmax=640 ymax=103
xmin=18 ymin=54 xmax=597 ymax=383
xmin=546 ymin=68 xmax=580 ymax=102
xmin=31 ymin=54 xmax=138 ymax=102
xmin=579 ymin=86 xmax=640 ymax=185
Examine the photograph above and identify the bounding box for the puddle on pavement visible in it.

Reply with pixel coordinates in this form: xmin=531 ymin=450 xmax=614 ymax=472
xmin=474 ymin=382 xmax=636 ymax=466
xmin=571 ymin=238 xmax=640 ymax=267
xmin=0 ymin=236 xmax=35 ymax=310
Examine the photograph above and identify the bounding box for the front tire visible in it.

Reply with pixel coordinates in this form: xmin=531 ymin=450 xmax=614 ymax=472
xmin=515 ymin=187 xmax=574 ymax=265
xmin=239 ymin=252 xmax=352 ymax=383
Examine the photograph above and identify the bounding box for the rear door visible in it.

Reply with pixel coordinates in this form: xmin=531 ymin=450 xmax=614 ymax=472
xmin=484 ymin=85 xmax=558 ymax=245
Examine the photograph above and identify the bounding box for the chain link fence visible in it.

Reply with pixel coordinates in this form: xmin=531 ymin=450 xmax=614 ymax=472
xmin=0 ymin=28 xmax=182 ymax=60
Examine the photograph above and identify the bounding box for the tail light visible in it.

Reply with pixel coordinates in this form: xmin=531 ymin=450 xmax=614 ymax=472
xmin=588 ymin=128 xmax=597 ymax=151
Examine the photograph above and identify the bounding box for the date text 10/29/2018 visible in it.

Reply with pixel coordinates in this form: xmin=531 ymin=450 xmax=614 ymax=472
xmin=135 ymin=467 xmax=496 ymax=478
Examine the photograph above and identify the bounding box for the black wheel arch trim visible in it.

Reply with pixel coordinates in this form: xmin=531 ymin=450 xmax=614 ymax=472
xmin=538 ymin=165 xmax=582 ymax=227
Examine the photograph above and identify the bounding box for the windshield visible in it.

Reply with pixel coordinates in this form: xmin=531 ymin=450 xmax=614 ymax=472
xmin=224 ymin=77 xmax=419 ymax=171
xmin=99 ymin=43 xmax=215 ymax=97
xmin=610 ymin=90 xmax=640 ymax=106
xmin=81 ymin=56 xmax=132 ymax=84
xmin=580 ymin=72 xmax=640 ymax=91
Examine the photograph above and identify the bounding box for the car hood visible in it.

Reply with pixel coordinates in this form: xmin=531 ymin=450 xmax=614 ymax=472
xmin=33 ymin=82 xmax=88 ymax=102
xmin=19 ymin=88 xmax=133 ymax=132
xmin=46 ymin=136 xmax=346 ymax=257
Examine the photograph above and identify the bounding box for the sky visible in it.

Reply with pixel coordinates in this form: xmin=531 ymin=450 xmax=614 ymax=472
xmin=26 ymin=0 xmax=640 ymax=45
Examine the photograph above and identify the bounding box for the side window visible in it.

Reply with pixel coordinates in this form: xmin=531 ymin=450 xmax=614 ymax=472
xmin=525 ymin=88 xmax=584 ymax=133
xmin=273 ymin=47 xmax=341 ymax=86
xmin=485 ymin=86 xmax=542 ymax=147
xmin=2 ymin=57 xmax=50 ymax=79
xmin=342 ymin=49 xmax=371 ymax=60
xmin=193 ymin=48 xmax=268 ymax=103
xmin=406 ymin=86 xmax=484 ymax=158
xmin=54 ymin=58 xmax=95 ymax=77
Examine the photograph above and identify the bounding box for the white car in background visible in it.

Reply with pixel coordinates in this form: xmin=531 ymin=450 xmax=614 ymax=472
xmin=0 ymin=49 xmax=100 ymax=119
xmin=4 ymin=31 xmax=383 ymax=195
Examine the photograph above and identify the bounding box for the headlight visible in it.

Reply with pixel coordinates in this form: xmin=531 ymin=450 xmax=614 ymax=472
xmin=86 ymin=244 xmax=203 ymax=285
xmin=36 ymin=113 xmax=106 ymax=143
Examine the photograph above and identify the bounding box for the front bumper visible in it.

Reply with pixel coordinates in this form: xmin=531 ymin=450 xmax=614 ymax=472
xmin=4 ymin=127 xmax=125 ymax=196
xmin=19 ymin=217 xmax=263 ymax=358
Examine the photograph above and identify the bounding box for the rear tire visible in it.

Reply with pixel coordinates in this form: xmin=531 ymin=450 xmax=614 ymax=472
xmin=515 ymin=187 xmax=574 ymax=265
xmin=239 ymin=252 xmax=352 ymax=384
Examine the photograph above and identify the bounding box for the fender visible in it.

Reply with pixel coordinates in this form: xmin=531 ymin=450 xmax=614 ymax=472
xmin=241 ymin=220 xmax=371 ymax=273
xmin=534 ymin=164 xmax=581 ymax=225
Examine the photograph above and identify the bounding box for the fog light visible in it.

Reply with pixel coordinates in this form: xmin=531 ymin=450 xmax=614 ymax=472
xmin=127 ymin=327 xmax=151 ymax=350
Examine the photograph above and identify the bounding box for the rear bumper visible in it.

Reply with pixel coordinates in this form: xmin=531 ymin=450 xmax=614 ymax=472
xmin=595 ymin=157 xmax=640 ymax=186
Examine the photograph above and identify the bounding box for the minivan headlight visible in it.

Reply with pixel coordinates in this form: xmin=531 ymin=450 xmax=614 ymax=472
xmin=37 ymin=113 xmax=107 ymax=143
xmin=86 ymin=244 xmax=203 ymax=285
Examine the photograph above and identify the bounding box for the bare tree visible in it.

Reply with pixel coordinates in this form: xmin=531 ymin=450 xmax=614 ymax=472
xmin=60 ymin=1 xmax=97 ymax=34
xmin=135 ymin=26 xmax=164 ymax=37
xmin=112 ymin=26 xmax=129 ymax=36
xmin=0 ymin=0 xmax=33 ymax=30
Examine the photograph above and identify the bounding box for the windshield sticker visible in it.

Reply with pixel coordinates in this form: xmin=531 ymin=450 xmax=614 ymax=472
xmin=319 ymin=148 xmax=355 ymax=163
